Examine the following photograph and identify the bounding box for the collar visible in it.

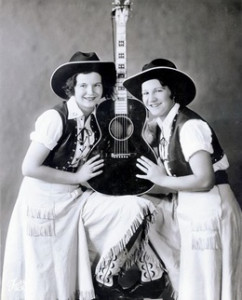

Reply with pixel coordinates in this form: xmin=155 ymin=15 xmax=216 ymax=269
xmin=156 ymin=103 xmax=180 ymax=141
xmin=156 ymin=103 xmax=180 ymax=131
xmin=67 ymin=96 xmax=85 ymax=120
xmin=67 ymin=96 xmax=96 ymax=120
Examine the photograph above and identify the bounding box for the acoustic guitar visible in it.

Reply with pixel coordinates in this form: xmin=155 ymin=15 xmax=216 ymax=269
xmin=87 ymin=0 xmax=157 ymax=195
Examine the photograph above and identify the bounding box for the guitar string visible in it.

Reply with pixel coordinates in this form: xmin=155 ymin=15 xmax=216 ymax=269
xmin=112 ymin=4 xmax=130 ymax=157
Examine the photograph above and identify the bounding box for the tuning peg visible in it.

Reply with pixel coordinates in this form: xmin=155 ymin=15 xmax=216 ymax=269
xmin=112 ymin=0 xmax=121 ymax=6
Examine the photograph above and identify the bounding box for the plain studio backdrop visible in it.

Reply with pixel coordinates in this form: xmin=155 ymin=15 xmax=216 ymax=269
xmin=0 ymin=0 xmax=241 ymax=287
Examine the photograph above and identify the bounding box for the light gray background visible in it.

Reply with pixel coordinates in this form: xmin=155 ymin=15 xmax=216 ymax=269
xmin=1 ymin=0 xmax=241 ymax=284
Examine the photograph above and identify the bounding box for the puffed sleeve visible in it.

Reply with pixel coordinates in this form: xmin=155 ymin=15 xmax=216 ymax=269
xmin=180 ymin=119 xmax=214 ymax=162
xmin=30 ymin=109 xmax=63 ymax=150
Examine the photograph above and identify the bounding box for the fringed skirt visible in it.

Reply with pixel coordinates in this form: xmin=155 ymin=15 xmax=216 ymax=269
xmin=1 ymin=177 xmax=156 ymax=300
xmin=176 ymin=184 xmax=242 ymax=300
xmin=1 ymin=177 xmax=95 ymax=300
xmin=80 ymin=192 xmax=156 ymax=281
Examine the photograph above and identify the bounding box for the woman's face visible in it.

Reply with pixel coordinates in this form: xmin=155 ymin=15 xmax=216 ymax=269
xmin=142 ymin=79 xmax=174 ymax=120
xmin=74 ymin=72 xmax=103 ymax=115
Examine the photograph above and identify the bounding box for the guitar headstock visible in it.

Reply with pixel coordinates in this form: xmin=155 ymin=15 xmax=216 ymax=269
xmin=112 ymin=0 xmax=132 ymax=25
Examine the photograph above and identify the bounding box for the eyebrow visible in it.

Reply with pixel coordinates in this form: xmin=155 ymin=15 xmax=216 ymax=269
xmin=79 ymin=81 xmax=102 ymax=84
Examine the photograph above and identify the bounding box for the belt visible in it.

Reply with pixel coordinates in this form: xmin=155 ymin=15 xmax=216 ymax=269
xmin=215 ymin=170 xmax=229 ymax=185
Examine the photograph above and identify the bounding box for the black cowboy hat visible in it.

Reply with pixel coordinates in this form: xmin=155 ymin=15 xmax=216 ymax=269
xmin=123 ymin=58 xmax=196 ymax=106
xmin=50 ymin=51 xmax=117 ymax=99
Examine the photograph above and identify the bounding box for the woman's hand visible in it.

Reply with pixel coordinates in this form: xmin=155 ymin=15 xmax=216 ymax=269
xmin=136 ymin=156 xmax=167 ymax=185
xmin=22 ymin=142 xmax=104 ymax=185
xmin=75 ymin=154 xmax=104 ymax=183
xmin=137 ymin=151 xmax=215 ymax=192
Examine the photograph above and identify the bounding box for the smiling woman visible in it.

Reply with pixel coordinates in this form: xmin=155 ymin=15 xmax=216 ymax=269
xmin=66 ymin=72 xmax=104 ymax=115
xmin=1 ymin=51 xmax=114 ymax=300
xmin=141 ymin=79 xmax=175 ymax=119
xmin=123 ymin=58 xmax=242 ymax=300
xmin=1 ymin=51 xmax=167 ymax=300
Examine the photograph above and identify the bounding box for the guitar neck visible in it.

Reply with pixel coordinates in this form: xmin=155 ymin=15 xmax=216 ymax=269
xmin=113 ymin=1 xmax=131 ymax=115
xmin=115 ymin=24 xmax=128 ymax=113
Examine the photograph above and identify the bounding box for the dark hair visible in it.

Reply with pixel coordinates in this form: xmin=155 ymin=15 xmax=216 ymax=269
xmin=155 ymin=77 xmax=176 ymax=100
xmin=62 ymin=68 xmax=115 ymax=99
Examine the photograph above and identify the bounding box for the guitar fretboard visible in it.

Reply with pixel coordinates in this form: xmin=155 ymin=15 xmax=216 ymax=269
xmin=114 ymin=6 xmax=129 ymax=115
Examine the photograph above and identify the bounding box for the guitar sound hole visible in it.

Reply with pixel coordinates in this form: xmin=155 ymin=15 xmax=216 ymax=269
xmin=109 ymin=116 xmax=134 ymax=141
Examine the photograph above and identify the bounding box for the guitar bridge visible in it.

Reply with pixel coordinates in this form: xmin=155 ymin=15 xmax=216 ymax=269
xmin=111 ymin=153 xmax=130 ymax=159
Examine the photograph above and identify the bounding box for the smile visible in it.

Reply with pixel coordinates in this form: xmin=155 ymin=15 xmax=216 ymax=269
xmin=150 ymin=103 xmax=161 ymax=108
xmin=84 ymin=97 xmax=96 ymax=101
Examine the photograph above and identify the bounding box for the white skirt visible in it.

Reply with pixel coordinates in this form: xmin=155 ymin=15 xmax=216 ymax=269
xmin=1 ymin=177 xmax=95 ymax=300
xmin=145 ymin=185 xmax=242 ymax=300
xmin=177 ymin=184 xmax=242 ymax=300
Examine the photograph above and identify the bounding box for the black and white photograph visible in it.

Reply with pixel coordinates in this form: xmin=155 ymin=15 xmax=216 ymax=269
xmin=1 ymin=1 xmax=242 ymax=299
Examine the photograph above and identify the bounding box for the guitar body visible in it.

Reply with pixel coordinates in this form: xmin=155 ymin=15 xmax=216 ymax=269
xmin=87 ymin=99 xmax=157 ymax=195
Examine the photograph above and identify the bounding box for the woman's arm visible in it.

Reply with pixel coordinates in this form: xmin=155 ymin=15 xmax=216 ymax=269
xmin=22 ymin=141 xmax=104 ymax=185
xmin=136 ymin=150 xmax=215 ymax=193
xmin=146 ymin=184 xmax=172 ymax=194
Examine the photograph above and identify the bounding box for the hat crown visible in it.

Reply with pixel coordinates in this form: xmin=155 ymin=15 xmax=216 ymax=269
xmin=69 ymin=51 xmax=100 ymax=62
xmin=142 ymin=58 xmax=177 ymax=71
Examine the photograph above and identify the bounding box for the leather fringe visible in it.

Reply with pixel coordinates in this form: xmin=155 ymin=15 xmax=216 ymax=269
xmin=27 ymin=205 xmax=54 ymax=219
xmin=26 ymin=205 xmax=55 ymax=236
xmin=191 ymin=216 xmax=220 ymax=231
xmin=96 ymin=206 xmax=155 ymax=273
xmin=159 ymin=273 xmax=178 ymax=300
xmin=26 ymin=219 xmax=55 ymax=236
xmin=191 ymin=216 xmax=221 ymax=250
xmin=192 ymin=233 xmax=220 ymax=250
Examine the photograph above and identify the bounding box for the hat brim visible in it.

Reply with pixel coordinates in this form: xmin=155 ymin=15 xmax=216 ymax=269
xmin=123 ymin=67 xmax=196 ymax=106
xmin=50 ymin=61 xmax=117 ymax=99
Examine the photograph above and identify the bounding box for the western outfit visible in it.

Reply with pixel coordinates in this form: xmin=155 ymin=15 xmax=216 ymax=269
xmin=1 ymin=96 xmax=156 ymax=300
xmin=148 ymin=103 xmax=242 ymax=300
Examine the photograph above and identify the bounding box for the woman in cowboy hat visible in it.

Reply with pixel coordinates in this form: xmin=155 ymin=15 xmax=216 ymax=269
xmin=1 ymin=51 xmax=160 ymax=300
xmin=123 ymin=58 xmax=242 ymax=300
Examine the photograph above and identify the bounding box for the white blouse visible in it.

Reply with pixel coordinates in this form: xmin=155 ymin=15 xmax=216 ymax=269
xmin=30 ymin=96 xmax=96 ymax=168
xmin=156 ymin=103 xmax=229 ymax=175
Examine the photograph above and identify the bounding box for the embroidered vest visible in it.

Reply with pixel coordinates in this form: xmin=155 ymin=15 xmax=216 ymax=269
xmin=158 ymin=107 xmax=228 ymax=184
xmin=43 ymin=101 xmax=99 ymax=172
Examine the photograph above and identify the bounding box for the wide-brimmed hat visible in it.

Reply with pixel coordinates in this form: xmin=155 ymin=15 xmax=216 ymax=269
xmin=51 ymin=51 xmax=116 ymax=99
xmin=123 ymin=58 xmax=196 ymax=106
